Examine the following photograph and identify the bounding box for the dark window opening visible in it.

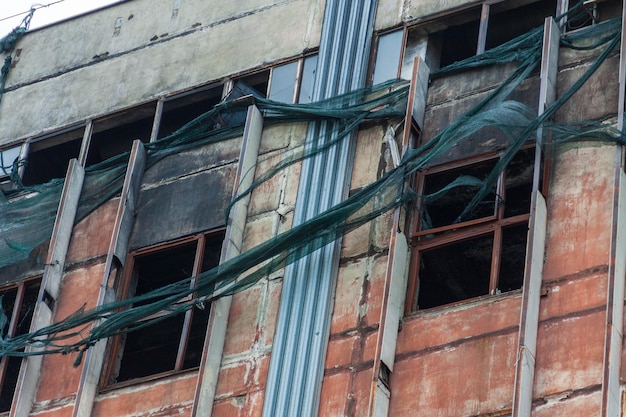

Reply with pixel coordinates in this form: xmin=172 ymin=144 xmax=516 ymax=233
xmin=236 ymin=70 xmax=270 ymax=98
xmin=486 ymin=0 xmax=556 ymax=50
xmin=566 ymin=0 xmax=620 ymax=31
xmin=108 ymin=231 xmax=223 ymax=386
xmin=157 ymin=87 xmax=223 ymax=140
xmin=0 ymin=278 xmax=40 ymax=413
xmin=418 ymin=234 xmax=493 ymax=309
xmin=22 ymin=127 xmax=84 ymax=186
xmin=437 ymin=10 xmax=481 ymax=68
xmin=410 ymin=148 xmax=534 ymax=311
xmin=87 ymin=102 xmax=156 ymax=167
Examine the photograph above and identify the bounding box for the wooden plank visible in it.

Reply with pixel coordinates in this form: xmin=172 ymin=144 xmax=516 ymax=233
xmin=191 ymin=105 xmax=263 ymax=417
xmin=11 ymin=160 xmax=85 ymax=417
xmin=72 ymin=141 xmax=147 ymax=417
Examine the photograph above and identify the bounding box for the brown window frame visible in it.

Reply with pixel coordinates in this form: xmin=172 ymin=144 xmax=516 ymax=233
xmin=0 ymin=276 xmax=41 ymax=414
xmin=102 ymin=229 xmax=224 ymax=389
xmin=407 ymin=145 xmax=535 ymax=312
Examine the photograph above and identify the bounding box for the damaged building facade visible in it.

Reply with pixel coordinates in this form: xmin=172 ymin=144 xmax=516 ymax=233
xmin=1 ymin=0 xmax=626 ymax=416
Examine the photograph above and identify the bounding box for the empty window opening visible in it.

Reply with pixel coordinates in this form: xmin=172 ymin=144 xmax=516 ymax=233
xmin=22 ymin=127 xmax=84 ymax=186
xmin=157 ymin=86 xmax=223 ymax=140
xmin=372 ymin=30 xmax=404 ymax=85
xmin=486 ymin=0 xmax=556 ymax=50
xmin=410 ymin=147 xmax=535 ymax=311
xmin=108 ymin=230 xmax=223 ymax=386
xmin=236 ymin=70 xmax=270 ymax=98
xmin=438 ymin=10 xmax=481 ymax=68
xmin=566 ymin=0 xmax=620 ymax=31
xmin=0 ymin=278 xmax=40 ymax=413
xmin=87 ymin=102 xmax=156 ymax=167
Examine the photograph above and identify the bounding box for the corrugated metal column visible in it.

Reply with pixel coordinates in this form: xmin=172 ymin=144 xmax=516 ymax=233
xmin=262 ymin=2 xmax=378 ymax=416
xmin=600 ymin=2 xmax=626 ymax=415
xmin=72 ymin=140 xmax=147 ymax=417
xmin=11 ymin=160 xmax=85 ymax=417
xmin=511 ymin=17 xmax=558 ymax=417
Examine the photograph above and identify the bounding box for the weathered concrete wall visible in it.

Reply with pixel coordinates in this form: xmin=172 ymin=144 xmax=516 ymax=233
xmin=210 ymin=122 xmax=305 ymax=416
xmin=0 ymin=0 xmax=324 ymax=145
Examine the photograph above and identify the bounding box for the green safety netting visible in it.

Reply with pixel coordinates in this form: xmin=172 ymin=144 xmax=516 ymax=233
xmin=0 ymin=4 xmax=625 ymax=361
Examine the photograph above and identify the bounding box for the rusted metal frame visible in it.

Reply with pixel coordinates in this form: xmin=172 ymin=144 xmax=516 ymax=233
xmin=77 ymin=120 xmax=94 ymax=167
xmin=477 ymin=2 xmax=490 ymax=55
xmin=600 ymin=3 xmax=626 ymax=415
xmin=489 ymin=170 xmax=507 ymax=294
xmin=11 ymin=160 xmax=85 ymax=417
xmin=191 ymin=105 xmax=263 ymax=417
xmin=414 ymin=213 xmax=529 ymax=250
xmin=71 ymin=140 xmax=146 ymax=417
xmin=0 ymin=282 xmax=25 ymax=393
xmin=511 ymin=17 xmax=558 ymax=417
xmin=149 ymin=98 xmax=165 ymax=143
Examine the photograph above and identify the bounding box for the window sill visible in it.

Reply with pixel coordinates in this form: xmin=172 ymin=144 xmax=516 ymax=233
xmin=99 ymin=366 xmax=200 ymax=393
xmin=405 ymin=288 xmax=523 ymax=319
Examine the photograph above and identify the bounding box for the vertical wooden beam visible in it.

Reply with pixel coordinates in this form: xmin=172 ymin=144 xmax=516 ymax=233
xmin=11 ymin=159 xmax=85 ymax=417
xmin=511 ymin=17 xmax=559 ymax=417
xmin=71 ymin=140 xmax=147 ymax=417
xmin=191 ymin=105 xmax=263 ymax=417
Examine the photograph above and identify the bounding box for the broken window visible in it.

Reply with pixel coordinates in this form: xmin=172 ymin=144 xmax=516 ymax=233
xmin=21 ymin=126 xmax=85 ymax=186
xmin=87 ymin=102 xmax=156 ymax=166
xmin=403 ymin=0 xmax=557 ymax=72
xmin=157 ymin=85 xmax=223 ymax=140
xmin=409 ymin=147 xmax=535 ymax=311
xmin=564 ymin=0 xmax=621 ymax=31
xmin=105 ymin=230 xmax=224 ymax=386
xmin=0 ymin=278 xmax=40 ymax=413
xmin=235 ymin=70 xmax=271 ymax=98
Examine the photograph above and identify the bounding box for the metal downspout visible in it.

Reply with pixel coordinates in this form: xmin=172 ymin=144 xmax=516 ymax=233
xmin=262 ymin=1 xmax=378 ymax=416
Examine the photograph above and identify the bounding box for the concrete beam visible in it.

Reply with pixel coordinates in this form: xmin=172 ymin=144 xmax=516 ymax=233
xmin=71 ymin=140 xmax=147 ymax=417
xmin=11 ymin=159 xmax=85 ymax=417
xmin=191 ymin=105 xmax=263 ymax=417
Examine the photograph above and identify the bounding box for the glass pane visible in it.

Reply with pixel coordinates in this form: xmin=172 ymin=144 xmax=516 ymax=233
xmin=372 ymin=30 xmax=403 ymax=85
xmin=418 ymin=233 xmax=494 ymax=309
xmin=0 ymin=146 xmax=20 ymax=177
xmin=298 ymin=55 xmax=318 ymax=104
xmin=269 ymin=61 xmax=298 ymax=103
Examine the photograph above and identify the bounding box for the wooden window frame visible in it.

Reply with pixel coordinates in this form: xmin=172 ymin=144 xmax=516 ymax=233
xmin=407 ymin=145 xmax=535 ymax=312
xmin=102 ymin=229 xmax=224 ymax=389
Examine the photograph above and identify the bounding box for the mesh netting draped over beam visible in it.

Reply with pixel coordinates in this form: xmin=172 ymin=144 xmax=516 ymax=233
xmin=1 ymin=10 xmax=626 ymax=360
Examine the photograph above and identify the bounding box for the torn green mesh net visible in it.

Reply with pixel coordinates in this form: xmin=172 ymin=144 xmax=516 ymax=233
xmin=1 ymin=9 xmax=626 ymax=361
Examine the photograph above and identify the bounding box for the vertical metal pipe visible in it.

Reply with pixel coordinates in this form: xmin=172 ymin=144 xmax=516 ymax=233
xmin=262 ymin=1 xmax=378 ymax=416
